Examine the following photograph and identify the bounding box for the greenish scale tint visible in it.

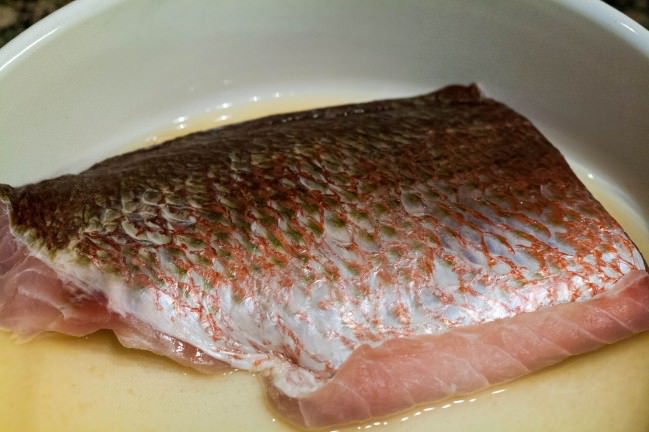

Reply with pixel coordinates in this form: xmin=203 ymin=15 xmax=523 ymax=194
xmin=239 ymin=238 xmax=258 ymax=254
xmin=84 ymin=218 xmax=102 ymax=233
xmin=259 ymin=215 xmax=276 ymax=227
xmin=148 ymin=274 xmax=166 ymax=288
xmin=301 ymin=177 xmax=327 ymax=193
xmin=440 ymin=184 xmax=457 ymax=195
xmin=219 ymin=196 xmax=240 ymax=210
xmin=230 ymin=213 xmax=251 ymax=234
xmin=188 ymin=238 xmax=206 ymax=249
xmin=532 ymin=272 xmax=544 ymax=280
xmin=250 ymin=153 xmax=272 ymax=165
xmin=279 ymin=178 xmax=296 ymax=188
xmin=267 ymin=233 xmax=284 ymax=251
xmin=102 ymin=222 xmax=118 ymax=233
xmin=94 ymin=195 xmax=108 ymax=208
xmin=141 ymin=189 xmax=162 ymax=203
xmin=528 ymin=222 xmax=549 ymax=236
xmin=132 ymin=280 xmax=148 ymax=291
xmin=358 ymin=182 xmax=376 ymax=194
xmin=138 ymin=250 xmax=158 ymax=266
xmin=163 ymin=247 xmax=184 ymax=258
xmin=331 ymin=173 xmax=352 ymax=187
xmin=349 ymin=209 xmax=369 ymax=223
xmin=434 ymin=206 xmax=450 ymax=218
xmin=271 ymin=256 xmax=286 ymax=268
xmin=217 ymin=249 xmax=232 ymax=259
xmin=319 ymin=150 xmax=338 ymax=163
xmin=322 ymin=197 xmax=339 ymax=209
xmin=176 ymin=235 xmax=206 ymax=250
xmin=121 ymin=201 xmax=139 ymax=214
xmin=373 ymin=203 xmax=388 ymax=216
xmin=339 ymin=190 xmax=358 ymax=203
xmin=165 ymin=193 xmax=185 ymax=206
xmin=285 ymin=228 xmax=305 ymax=245
xmin=513 ymin=230 xmax=529 ymax=239
xmin=302 ymin=202 xmax=319 ymax=215
xmin=410 ymin=241 xmax=425 ymax=251
xmin=187 ymin=197 xmax=207 ymax=208
xmin=278 ymin=207 xmax=296 ymax=219
xmin=75 ymin=255 xmax=92 ymax=266
xmin=213 ymin=183 xmax=231 ymax=194
xmin=101 ymin=208 xmax=121 ymax=223
xmin=404 ymin=193 xmax=423 ymax=207
xmin=307 ymin=221 xmax=324 ymax=236
xmin=203 ymin=211 xmax=225 ymax=223
xmin=95 ymin=250 xmax=110 ymax=260
xmin=174 ymin=264 xmax=188 ymax=277
xmin=296 ymin=254 xmax=310 ymax=264
xmin=212 ymin=231 xmax=230 ymax=242
xmin=326 ymin=214 xmax=346 ymax=229
xmin=324 ymin=268 xmax=339 ymax=281
xmin=323 ymin=161 xmax=343 ymax=174
xmin=358 ymin=230 xmax=376 ymax=243
xmin=101 ymin=263 xmax=121 ymax=274
xmin=380 ymin=225 xmax=397 ymax=238
xmin=302 ymin=162 xmax=325 ymax=179
xmin=191 ymin=254 xmax=212 ymax=267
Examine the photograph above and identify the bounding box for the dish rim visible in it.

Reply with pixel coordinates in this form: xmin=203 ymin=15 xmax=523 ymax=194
xmin=1 ymin=0 xmax=648 ymax=76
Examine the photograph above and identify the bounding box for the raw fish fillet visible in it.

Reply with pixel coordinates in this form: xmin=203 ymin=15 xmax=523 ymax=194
xmin=0 ymin=85 xmax=647 ymax=428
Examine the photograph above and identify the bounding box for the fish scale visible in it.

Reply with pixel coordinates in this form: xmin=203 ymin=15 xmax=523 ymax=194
xmin=0 ymin=85 xmax=647 ymax=424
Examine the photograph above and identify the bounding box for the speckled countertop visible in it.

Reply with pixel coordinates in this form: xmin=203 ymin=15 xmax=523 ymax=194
xmin=0 ymin=0 xmax=70 ymax=45
xmin=0 ymin=0 xmax=648 ymax=48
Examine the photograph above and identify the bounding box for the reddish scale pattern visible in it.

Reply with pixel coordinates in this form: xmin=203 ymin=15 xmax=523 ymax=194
xmin=0 ymin=85 xmax=645 ymax=400
xmin=0 ymin=205 xmax=226 ymax=373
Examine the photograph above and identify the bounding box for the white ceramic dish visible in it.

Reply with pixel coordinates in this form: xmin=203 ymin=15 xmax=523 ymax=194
xmin=0 ymin=1 xmax=648 ymax=431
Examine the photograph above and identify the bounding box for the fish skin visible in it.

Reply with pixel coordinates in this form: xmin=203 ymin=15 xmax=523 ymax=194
xmin=0 ymin=203 xmax=228 ymax=372
xmin=0 ymin=84 xmax=648 ymax=427
xmin=271 ymin=270 xmax=649 ymax=428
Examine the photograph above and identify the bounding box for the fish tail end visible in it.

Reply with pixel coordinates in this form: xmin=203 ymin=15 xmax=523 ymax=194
xmin=427 ymin=83 xmax=483 ymax=104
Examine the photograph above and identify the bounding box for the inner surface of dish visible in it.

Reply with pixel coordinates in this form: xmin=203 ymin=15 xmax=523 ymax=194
xmin=0 ymin=93 xmax=648 ymax=432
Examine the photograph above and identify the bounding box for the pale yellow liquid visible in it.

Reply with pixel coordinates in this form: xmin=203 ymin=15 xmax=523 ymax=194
xmin=1 ymin=99 xmax=648 ymax=432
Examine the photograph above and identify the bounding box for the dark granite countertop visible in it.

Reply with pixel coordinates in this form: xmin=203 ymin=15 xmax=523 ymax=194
xmin=0 ymin=0 xmax=71 ymax=45
xmin=0 ymin=0 xmax=648 ymax=48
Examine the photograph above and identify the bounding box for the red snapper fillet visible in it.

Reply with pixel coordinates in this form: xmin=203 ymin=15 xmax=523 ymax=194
xmin=0 ymin=85 xmax=647 ymax=428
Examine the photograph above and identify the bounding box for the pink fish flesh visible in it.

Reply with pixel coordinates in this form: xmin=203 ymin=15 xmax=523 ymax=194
xmin=0 ymin=84 xmax=647 ymax=428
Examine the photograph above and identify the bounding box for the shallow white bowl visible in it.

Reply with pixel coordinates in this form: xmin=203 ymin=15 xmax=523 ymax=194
xmin=0 ymin=1 xmax=648 ymax=431
xmin=1 ymin=0 xmax=648 ymax=214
